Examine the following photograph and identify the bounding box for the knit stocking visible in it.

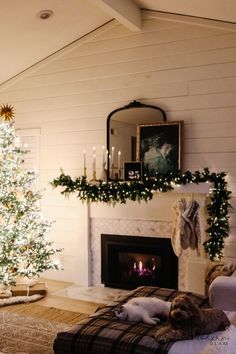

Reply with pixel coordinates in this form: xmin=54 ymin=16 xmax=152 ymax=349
xmin=171 ymin=198 xmax=187 ymax=256
xmin=182 ymin=200 xmax=201 ymax=255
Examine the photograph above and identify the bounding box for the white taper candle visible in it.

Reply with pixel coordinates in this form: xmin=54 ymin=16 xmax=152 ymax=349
xmin=83 ymin=150 xmax=86 ymax=169
xmin=102 ymin=146 xmax=105 ymax=166
xmin=118 ymin=151 xmax=121 ymax=171
xmin=111 ymin=146 xmax=114 ymax=166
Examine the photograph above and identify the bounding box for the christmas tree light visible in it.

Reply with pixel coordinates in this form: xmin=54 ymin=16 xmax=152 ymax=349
xmin=0 ymin=106 xmax=62 ymax=286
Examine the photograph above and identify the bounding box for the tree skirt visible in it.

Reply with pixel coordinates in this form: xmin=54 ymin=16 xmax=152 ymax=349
xmin=0 ymin=311 xmax=74 ymax=353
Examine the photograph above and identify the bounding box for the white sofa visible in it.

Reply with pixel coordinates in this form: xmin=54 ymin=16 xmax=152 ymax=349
xmin=209 ymin=271 xmax=236 ymax=311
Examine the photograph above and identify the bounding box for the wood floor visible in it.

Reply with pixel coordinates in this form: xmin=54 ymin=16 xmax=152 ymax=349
xmin=2 ymin=278 xmax=102 ymax=315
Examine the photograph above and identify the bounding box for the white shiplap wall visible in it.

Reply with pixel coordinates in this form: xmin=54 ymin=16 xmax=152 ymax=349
xmin=0 ymin=11 xmax=235 ymax=282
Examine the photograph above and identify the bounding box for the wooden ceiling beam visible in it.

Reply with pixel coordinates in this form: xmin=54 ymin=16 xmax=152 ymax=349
xmin=91 ymin=0 xmax=142 ymax=31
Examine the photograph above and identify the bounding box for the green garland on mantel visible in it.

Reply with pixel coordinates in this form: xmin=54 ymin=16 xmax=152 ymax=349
xmin=51 ymin=168 xmax=232 ymax=262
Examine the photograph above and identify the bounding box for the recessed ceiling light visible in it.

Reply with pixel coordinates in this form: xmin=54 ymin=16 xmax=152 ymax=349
xmin=36 ymin=9 xmax=54 ymax=20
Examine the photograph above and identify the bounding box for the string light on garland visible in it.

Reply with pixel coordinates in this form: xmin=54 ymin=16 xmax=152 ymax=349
xmin=51 ymin=168 xmax=232 ymax=261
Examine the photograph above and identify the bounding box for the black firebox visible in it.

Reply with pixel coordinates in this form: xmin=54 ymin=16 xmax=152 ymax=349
xmin=101 ymin=234 xmax=178 ymax=290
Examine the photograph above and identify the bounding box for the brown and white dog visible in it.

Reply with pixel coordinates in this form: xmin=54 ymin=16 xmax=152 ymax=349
xmin=155 ymin=294 xmax=230 ymax=343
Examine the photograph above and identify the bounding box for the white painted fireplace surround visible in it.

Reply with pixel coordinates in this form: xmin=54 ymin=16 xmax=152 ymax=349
xmin=78 ymin=184 xmax=210 ymax=296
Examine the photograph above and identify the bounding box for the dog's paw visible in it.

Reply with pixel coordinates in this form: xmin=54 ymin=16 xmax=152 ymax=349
xmin=155 ymin=334 xmax=168 ymax=344
xmin=155 ymin=327 xmax=175 ymax=343
xmin=154 ymin=329 xmax=168 ymax=342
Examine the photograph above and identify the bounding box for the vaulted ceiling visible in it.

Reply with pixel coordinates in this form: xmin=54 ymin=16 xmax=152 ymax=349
xmin=1 ymin=0 xmax=235 ymax=86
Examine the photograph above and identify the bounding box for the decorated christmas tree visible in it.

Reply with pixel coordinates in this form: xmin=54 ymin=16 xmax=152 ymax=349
xmin=0 ymin=104 xmax=62 ymax=287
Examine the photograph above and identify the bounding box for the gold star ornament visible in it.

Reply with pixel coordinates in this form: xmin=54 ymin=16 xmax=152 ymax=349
xmin=0 ymin=104 xmax=14 ymax=122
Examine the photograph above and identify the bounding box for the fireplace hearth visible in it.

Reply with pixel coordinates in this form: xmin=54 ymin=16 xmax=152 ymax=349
xmin=101 ymin=234 xmax=178 ymax=290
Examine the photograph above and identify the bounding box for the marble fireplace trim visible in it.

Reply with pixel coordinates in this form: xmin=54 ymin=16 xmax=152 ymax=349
xmin=90 ymin=217 xmax=189 ymax=291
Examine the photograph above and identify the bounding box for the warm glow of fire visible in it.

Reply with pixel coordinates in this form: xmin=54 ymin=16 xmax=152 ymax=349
xmin=132 ymin=257 xmax=157 ymax=277
xmin=138 ymin=261 xmax=143 ymax=271
xmin=152 ymin=258 xmax=156 ymax=270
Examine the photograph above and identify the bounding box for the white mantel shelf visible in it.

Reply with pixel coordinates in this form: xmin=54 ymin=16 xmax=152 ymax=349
xmin=172 ymin=182 xmax=211 ymax=194
xmin=89 ymin=183 xmax=210 ymax=220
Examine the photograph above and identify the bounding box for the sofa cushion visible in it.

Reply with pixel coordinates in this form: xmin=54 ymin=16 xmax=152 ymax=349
xmin=209 ymin=274 xmax=236 ymax=311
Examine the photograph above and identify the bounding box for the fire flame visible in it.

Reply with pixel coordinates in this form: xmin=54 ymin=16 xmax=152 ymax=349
xmin=139 ymin=260 xmax=143 ymax=271
xmin=133 ymin=259 xmax=156 ymax=277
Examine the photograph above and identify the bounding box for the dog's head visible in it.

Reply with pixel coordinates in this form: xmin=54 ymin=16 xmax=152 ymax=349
xmin=169 ymin=294 xmax=202 ymax=324
xmin=113 ymin=305 xmax=128 ymax=321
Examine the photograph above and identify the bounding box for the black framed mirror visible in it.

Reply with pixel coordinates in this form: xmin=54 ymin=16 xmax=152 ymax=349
xmin=106 ymin=100 xmax=166 ymax=180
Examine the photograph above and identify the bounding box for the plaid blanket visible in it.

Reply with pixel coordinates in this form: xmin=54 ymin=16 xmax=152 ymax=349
xmin=53 ymin=286 xmax=209 ymax=354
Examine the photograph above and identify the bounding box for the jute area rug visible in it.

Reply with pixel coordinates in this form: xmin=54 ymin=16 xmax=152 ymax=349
xmin=0 ymin=304 xmax=89 ymax=354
